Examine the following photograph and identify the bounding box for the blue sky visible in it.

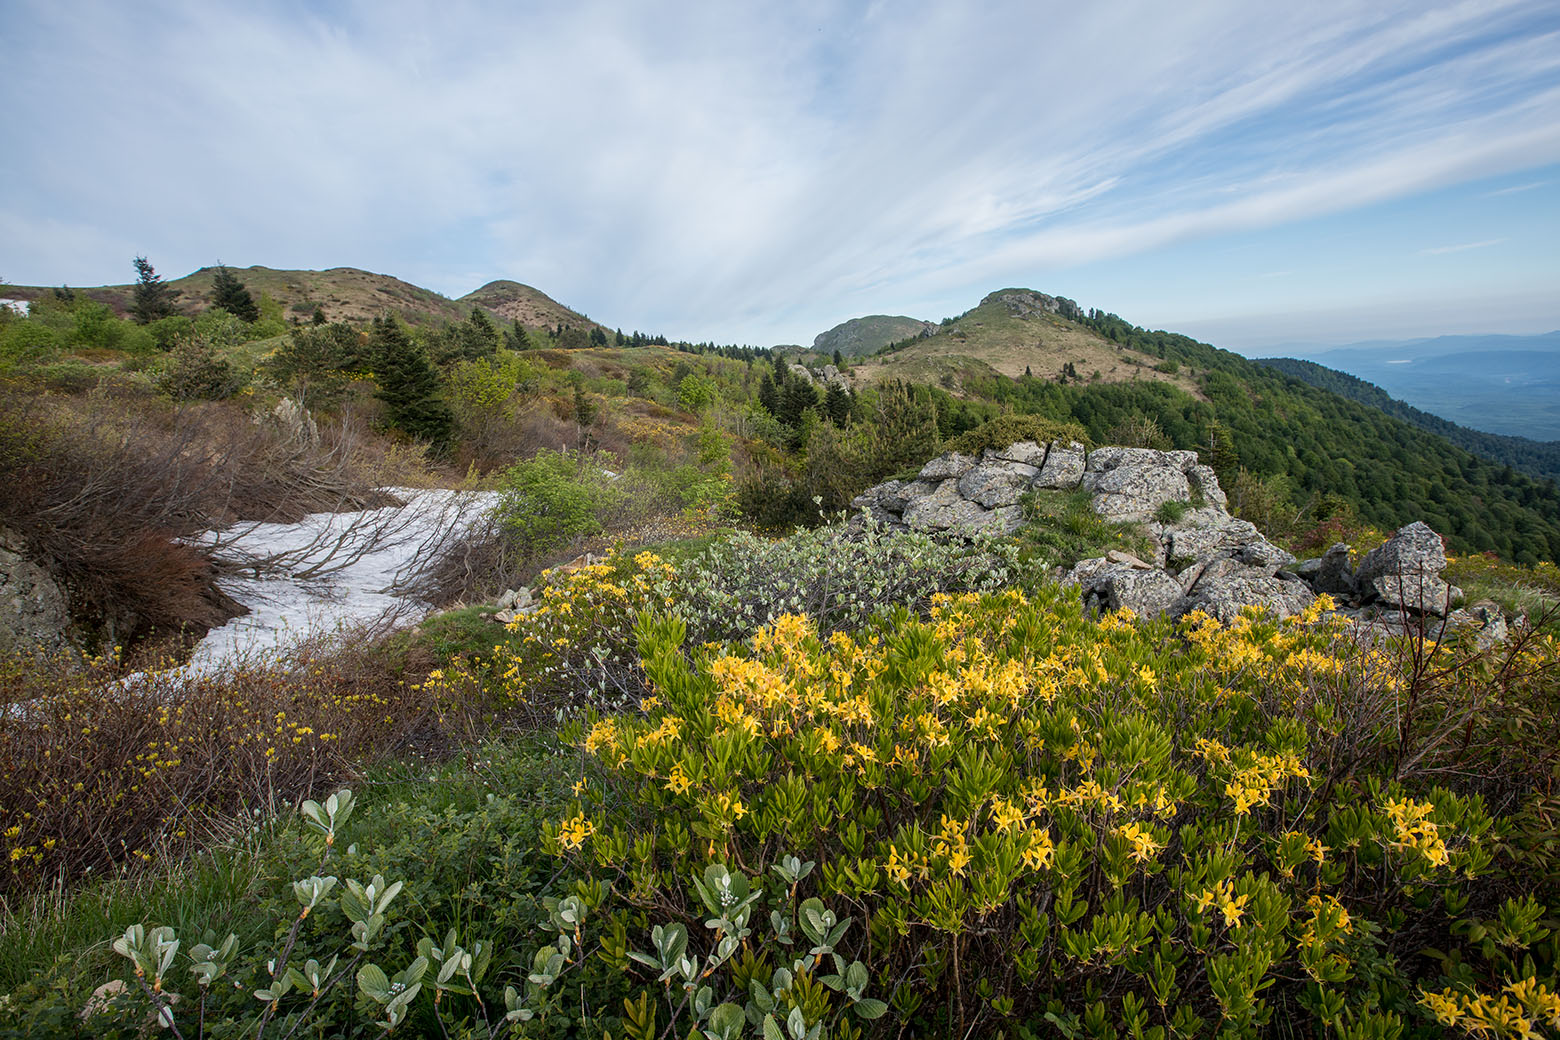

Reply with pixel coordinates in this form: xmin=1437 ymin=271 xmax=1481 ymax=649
xmin=1 ymin=0 xmax=1557 ymax=352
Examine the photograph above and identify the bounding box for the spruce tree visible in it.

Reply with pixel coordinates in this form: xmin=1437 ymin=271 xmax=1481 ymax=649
xmin=209 ymin=265 xmax=260 ymax=322
xmin=505 ymin=319 xmax=530 ymax=351
xmin=130 ymin=256 xmax=181 ymax=325
xmin=459 ymin=308 xmax=500 ymax=360
xmin=370 ymin=315 xmax=453 ymax=447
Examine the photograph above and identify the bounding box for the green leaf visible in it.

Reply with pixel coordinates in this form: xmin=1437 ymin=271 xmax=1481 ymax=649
xmin=357 ymin=963 xmax=391 ymax=1002
xmin=853 ymin=999 xmax=889 ymax=1020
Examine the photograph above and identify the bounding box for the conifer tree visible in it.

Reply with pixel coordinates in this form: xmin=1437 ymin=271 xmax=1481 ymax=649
xmin=130 ymin=256 xmax=181 ymax=324
xmin=370 ymin=315 xmax=453 ymax=447
xmin=823 ymin=381 xmax=852 ymax=425
xmin=459 ymin=307 xmax=500 ymax=360
xmin=209 ymin=265 xmax=259 ymax=322
xmin=505 ymin=319 xmax=530 ymax=351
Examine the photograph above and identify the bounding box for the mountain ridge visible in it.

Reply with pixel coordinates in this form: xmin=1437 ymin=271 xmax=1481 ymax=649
xmin=1 ymin=266 xmax=595 ymax=330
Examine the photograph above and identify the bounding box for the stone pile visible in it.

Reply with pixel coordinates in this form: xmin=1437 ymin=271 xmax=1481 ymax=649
xmin=851 ymin=440 xmax=1508 ymax=643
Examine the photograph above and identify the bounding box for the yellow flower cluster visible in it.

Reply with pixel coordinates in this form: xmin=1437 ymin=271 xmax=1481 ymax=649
xmin=1383 ymin=795 xmax=1452 ymax=868
xmin=1420 ymin=978 xmax=1560 ymax=1036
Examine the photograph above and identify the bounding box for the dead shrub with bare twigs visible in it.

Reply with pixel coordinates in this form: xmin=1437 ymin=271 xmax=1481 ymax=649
xmin=0 ymin=635 xmax=438 ymax=898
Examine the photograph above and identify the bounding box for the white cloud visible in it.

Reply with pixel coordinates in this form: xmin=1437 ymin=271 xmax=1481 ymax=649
xmin=1419 ymin=238 xmax=1507 ymax=255
xmin=1 ymin=0 xmax=1557 ymax=344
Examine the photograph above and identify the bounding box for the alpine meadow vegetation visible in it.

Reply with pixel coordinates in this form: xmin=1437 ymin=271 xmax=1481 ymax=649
xmin=1 ymin=268 xmax=1559 ymax=1038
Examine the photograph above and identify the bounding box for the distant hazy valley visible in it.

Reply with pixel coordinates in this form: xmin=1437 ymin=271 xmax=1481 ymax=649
xmin=1262 ymin=332 xmax=1560 ymax=441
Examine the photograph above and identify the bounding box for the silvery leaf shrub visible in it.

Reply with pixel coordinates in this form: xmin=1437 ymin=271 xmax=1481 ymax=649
xmin=673 ymin=512 xmax=1019 ymax=646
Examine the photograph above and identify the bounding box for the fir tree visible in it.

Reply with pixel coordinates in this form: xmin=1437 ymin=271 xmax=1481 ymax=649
xmin=823 ymin=382 xmax=852 ymax=425
xmin=209 ymin=265 xmax=259 ymax=322
xmin=130 ymin=256 xmax=181 ymax=325
xmin=370 ymin=315 xmax=453 ymax=447
xmin=459 ymin=308 xmax=500 ymax=360
xmin=505 ymin=319 xmax=530 ymax=350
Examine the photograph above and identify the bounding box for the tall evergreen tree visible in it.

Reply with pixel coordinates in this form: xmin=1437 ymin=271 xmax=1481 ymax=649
xmin=505 ymin=319 xmax=530 ymax=351
xmin=823 ymin=382 xmax=852 ymax=425
xmin=370 ymin=315 xmax=453 ymax=447
xmin=209 ymin=265 xmax=259 ymax=322
xmin=130 ymin=256 xmax=181 ymax=325
xmin=459 ymin=308 xmax=500 ymax=360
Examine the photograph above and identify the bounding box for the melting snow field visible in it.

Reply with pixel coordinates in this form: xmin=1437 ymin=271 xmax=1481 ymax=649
xmin=185 ymin=488 xmax=498 ymax=673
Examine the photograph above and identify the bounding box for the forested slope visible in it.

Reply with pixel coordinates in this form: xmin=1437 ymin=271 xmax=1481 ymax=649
xmin=915 ymin=306 xmax=1560 ymax=564
xmin=1254 ymin=356 xmax=1560 ymax=484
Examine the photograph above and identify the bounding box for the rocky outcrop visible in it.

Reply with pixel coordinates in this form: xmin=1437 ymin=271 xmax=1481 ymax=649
xmin=851 ymin=441 xmax=1493 ymax=638
xmin=0 ymin=527 xmax=72 ymax=656
xmin=1352 ymin=521 xmax=1456 ymax=616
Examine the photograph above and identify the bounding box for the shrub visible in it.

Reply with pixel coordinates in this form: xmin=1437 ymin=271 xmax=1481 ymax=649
xmin=153 ymin=340 xmax=244 ymax=400
xmin=546 ymin=592 xmax=1560 ymax=1037
xmin=1105 ymin=411 xmax=1171 ymax=450
xmin=496 ymin=449 xmax=620 ymax=559
xmin=945 ymin=413 xmax=1089 ymax=458
xmin=0 ymin=394 xmax=418 ymax=648
xmin=425 ymin=518 xmax=1019 ymax=721
xmin=0 ymin=637 xmax=433 ymax=896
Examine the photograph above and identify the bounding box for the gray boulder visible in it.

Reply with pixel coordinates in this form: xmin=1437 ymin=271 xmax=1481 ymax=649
xmin=850 ymin=480 xmax=908 ymax=525
xmin=1186 ymin=465 xmax=1228 ymax=511
xmin=1355 ymin=522 xmax=1452 ymax=615
xmin=902 ymin=480 xmax=989 ymax=532
xmin=985 ymin=440 xmax=1048 ymax=468
xmin=1369 ymin=574 xmax=1456 ymax=617
xmin=1064 ymin=557 xmax=1183 ymax=618
xmin=1098 ymin=568 xmax=1184 ymax=618
xmin=1173 ymin=575 xmax=1316 ymax=625
xmin=1158 ymin=510 xmax=1261 ymax=566
xmin=1297 ymin=544 xmax=1356 ymax=597
xmin=918 ymin=453 xmax=978 ymax=481
xmin=959 ymin=460 xmax=1040 ymax=508
xmin=1034 ymin=440 xmax=1087 ymax=489
xmin=0 ymin=527 xmax=72 ymax=656
xmin=1356 ymin=521 xmax=1446 ymax=583
xmin=1086 ymin=465 xmax=1191 ymax=524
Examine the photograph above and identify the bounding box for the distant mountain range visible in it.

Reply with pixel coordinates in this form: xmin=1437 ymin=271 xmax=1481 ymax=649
xmin=1259 ymin=333 xmax=1560 ymax=441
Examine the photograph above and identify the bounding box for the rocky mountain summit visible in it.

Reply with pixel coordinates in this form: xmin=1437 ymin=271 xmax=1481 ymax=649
xmin=852 ymin=440 xmax=1507 ymax=643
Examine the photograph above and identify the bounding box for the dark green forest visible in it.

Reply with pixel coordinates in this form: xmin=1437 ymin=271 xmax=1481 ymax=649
xmin=1254 ymin=356 xmax=1560 ymax=485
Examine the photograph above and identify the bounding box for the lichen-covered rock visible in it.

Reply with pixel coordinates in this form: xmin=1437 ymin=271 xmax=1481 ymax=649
xmin=1186 ymin=465 xmax=1228 ymax=511
xmin=918 ymin=453 xmax=978 ymax=481
xmin=1085 ymin=464 xmax=1191 ymax=524
xmin=1064 ymin=557 xmax=1183 ymax=618
xmin=1236 ymin=538 xmax=1297 ymax=574
xmin=1355 ymin=521 xmax=1447 ymax=585
xmin=985 ymin=440 xmax=1048 ymax=468
xmin=959 ymin=460 xmax=1040 ymax=509
xmin=0 ymin=527 xmax=72 ymax=656
xmin=1158 ymin=510 xmax=1261 ymax=566
xmin=1354 ymin=522 xmax=1452 ymax=615
xmin=1034 ymin=441 xmax=1087 ymax=489
xmin=1173 ymin=575 xmax=1316 ymax=625
xmin=1297 ymin=544 xmax=1356 ymax=597
xmin=1368 ymin=573 xmax=1455 ymax=617
xmin=902 ymin=480 xmax=988 ymax=532
xmin=1098 ymin=567 xmax=1184 ymax=618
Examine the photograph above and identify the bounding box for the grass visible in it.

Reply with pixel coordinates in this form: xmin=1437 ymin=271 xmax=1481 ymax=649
xmin=1015 ymin=488 xmax=1158 ymax=570
xmin=855 ymin=295 xmax=1203 ymax=398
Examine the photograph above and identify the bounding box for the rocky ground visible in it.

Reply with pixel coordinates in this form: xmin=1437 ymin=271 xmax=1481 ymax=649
xmin=852 ymin=439 xmax=1509 ymax=645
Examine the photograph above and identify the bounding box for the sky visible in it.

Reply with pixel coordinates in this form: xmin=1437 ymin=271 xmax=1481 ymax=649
xmin=2 ymin=0 xmax=1558 ymax=353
